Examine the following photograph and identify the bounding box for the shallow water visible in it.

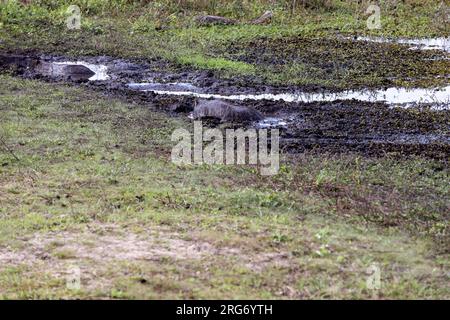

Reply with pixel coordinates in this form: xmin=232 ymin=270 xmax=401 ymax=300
xmin=353 ymin=36 xmax=450 ymax=53
xmin=53 ymin=61 xmax=110 ymax=81
xmin=128 ymin=83 xmax=450 ymax=110
xmin=255 ymin=117 xmax=289 ymax=129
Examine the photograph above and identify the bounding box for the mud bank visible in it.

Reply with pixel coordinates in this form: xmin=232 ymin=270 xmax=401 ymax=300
xmin=0 ymin=52 xmax=449 ymax=159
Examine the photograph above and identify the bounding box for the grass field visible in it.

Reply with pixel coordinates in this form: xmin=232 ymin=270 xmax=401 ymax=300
xmin=0 ymin=0 xmax=449 ymax=299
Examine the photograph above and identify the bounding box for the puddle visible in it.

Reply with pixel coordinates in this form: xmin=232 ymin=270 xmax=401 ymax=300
xmin=53 ymin=61 xmax=110 ymax=81
xmin=128 ymin=83 xmax=450 ymax=110
xmin=256 ymin=117 xmax=288 ymax=129
xmin=352 ymin=36 xmax=450 ymax=53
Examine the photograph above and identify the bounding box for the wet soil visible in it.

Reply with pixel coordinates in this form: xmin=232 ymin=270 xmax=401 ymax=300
xmin=221 ymin=36 xmax=450 ymax=88
xmin=247 ymin=99 xmax=449 ymax=158
xmin=1 ymin=51 xmax=449 ymax=161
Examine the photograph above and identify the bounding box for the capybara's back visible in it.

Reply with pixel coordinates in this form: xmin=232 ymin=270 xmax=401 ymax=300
xmin=193 ymin=99 xmax=263 ymax=122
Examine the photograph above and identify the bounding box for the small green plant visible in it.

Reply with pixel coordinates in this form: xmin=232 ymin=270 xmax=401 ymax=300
xmin=272 ymin=233 xmax=289 ymax=243
xmin=315 ymin=169 xmax=335 ymax=187
xmin=110 ymin=288 xmax=126 ymax=299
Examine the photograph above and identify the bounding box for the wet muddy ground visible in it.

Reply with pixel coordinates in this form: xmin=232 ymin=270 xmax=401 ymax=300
xmin=222 ymin=36 xmax=450 ymax=89
xmin=0 ymin=50 xmax=449 ymax=160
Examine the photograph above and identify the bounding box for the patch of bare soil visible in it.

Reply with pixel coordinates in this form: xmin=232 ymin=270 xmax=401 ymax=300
xmin=0 ymin=223 xmax=292 ymax=291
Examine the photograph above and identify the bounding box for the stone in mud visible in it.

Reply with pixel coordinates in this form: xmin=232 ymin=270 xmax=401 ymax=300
xmin=61 ymin=65 xmax=95 ymax=81
xmin=193 ymin=100 xmax=263 ymax=122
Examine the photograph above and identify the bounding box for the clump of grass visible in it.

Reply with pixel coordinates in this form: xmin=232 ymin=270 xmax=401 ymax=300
xmin=178 ymin=54 xmax=255 ymax=74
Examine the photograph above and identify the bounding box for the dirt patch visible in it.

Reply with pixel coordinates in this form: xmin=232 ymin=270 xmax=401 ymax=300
xmin=0 ymin=226 xmax=213 ymax=265
xmin=0 ymin=223 xmax=293 ymax=290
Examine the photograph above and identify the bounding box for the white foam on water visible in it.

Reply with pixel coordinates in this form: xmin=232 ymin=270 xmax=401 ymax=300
xmin=53 ymin=61 xmax=110 ymax=81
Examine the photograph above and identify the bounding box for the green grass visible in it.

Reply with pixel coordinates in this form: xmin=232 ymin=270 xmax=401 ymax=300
xmin=178 ymin=54 xmax=255 ymax=74
xmin=0 ymin=75 xmax=448 ymax=299
xmin=1 ymin=0 xmax=448 ymax=89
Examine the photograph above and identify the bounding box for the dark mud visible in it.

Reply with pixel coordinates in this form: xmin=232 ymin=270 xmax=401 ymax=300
xmin=1 ymin=51 xmax=449 ymax=160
